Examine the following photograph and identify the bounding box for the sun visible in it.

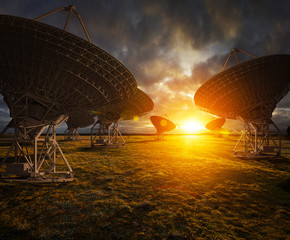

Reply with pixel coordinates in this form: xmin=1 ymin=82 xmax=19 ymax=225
xmin=181 ymin=120 xmax=205 ymax=133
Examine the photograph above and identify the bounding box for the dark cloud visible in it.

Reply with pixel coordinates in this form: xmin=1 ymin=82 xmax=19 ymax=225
xmin=272 ymin=109 xmax=290 ymax=133
xmin=277 ymin=92 xmax=290 ymax=108
xmin=0 ymin=95 xmax=11 ymax=131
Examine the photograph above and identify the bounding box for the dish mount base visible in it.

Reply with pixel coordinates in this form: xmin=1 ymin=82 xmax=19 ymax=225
xmin=233 ymin=119 xmax=281 ymax=158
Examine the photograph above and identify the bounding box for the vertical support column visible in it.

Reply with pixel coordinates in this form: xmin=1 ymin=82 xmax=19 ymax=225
xmin=254 ymin=125 xmax=258 ymax=154
xmin=14 ymin=127 xmax=18 ymax=162
xmin=34 ymin=131 xmax=38 ymax=177
xmin=108 ymin=123 xmax=113 ymax=144
xmin=243 ymin=123 xmax=247 ymax=153
xmin=271 ymin=120 xmax=282 ymax=157
xmin=34 ymin=125 xmax=46 ymax=177
xmin=53 ymin=125 xmax=56 ymax=173
xmin=278 ymin=134 xmax=282 ymax=157
xmin=91 ymin=121 xmax=97 ymax=146
xmin=265 ymin=123 xmax=269 ymax=146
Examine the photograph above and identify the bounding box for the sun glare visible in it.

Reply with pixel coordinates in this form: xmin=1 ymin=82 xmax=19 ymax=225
xmin=181 ymin=120 xmax=205 ymax=134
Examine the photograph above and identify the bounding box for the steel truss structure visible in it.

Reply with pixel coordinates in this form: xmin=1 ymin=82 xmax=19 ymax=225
xmin=64 ymin=128 xmax=80 ymax=141
xmin=155 ymin=132 xmax=166 ymax=141
xmin=64 ymin=110 xmax=95 ymax=141
xmin=91 ymin=120 xmax=125 ymax=148
xmin=91 ymin=88 xmax=153 ymax=147
xmin=1 ymin=115 xmax=73 ymax=182
xmin=233 ymin=118 xmax=281 ymax=157
xmin=194 ymin=49 xmax=290 ymax=158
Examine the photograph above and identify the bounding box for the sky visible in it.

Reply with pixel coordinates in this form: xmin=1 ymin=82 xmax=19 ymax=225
xmin=0 ymin=0 xmax=289 ymax=134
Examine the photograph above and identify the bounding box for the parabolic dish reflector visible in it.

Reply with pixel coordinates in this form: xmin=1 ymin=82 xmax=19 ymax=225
xmin=121 ymin=88 xmax=154 ymax=120
xmin=150 ymin=116 xmax=176 ymax=133
xmin=0 ymin=14 xmax=137 ymax=122
xmin=97 ymin=88 xmax=154 ymax=121
xmin=194 ymin=55 xmax=290 ymax=121
xmin=205 ymin=118 xmax=225 ymax=131
xmin=90 ymin=89 xmax=153 ymax=147
xmin=67 ymin=111 xmax=95 ymax=130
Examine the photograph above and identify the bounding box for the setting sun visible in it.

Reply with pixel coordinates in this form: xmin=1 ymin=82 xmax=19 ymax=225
xmin=180 ymin=120 xmax=205 ymax=133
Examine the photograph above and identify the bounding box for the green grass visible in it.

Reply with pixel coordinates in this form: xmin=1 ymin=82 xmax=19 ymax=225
xmin=0 ymin=135 xmax=289 ymax=239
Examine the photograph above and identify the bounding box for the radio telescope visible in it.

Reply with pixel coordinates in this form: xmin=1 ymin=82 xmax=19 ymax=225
xmin=205 ymin=118 xmax=226 ymax=131
xmin=64 ymin=111 xmax=95 ymax=141
xmin=91 ymin=88 xmax=154 ymax=147
xmin=0 ymin=6 xmax=137 ymax=181
xmin=150 ymin=115 xmax=176 ymax=140
xmin=194 ymin=48 xmax=290 ymax=157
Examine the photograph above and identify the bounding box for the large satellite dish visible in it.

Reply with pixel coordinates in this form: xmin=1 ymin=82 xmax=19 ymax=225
xmin=91 ymin=88 xmax=154 ymax=147
xmin=96 ymin=88 xmax=154 ymax=121
xmin=0 ymin=6 xmax=137 ymax=181
xmin=64 ymin=110 xmax=95 ymax=141
xmin=150 ymin=115 xmax=176 ymax=140
xmin=194 ymin=48 xmax=290 ymax=157
xmin=205 ymin=118 xmax=226 ymax=131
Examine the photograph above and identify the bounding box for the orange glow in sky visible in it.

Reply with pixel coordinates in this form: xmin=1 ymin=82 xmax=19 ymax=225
xmin=179 ymin=119 xmax=205 ymax=134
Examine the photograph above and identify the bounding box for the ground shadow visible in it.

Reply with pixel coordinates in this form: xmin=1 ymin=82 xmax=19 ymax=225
xmin=77 ymin=146 xmax=121 ymax=152
xmin=125 ymin=139 xmax=159 ymax=144
xmin=238 ymin=155 xmax=289 ymax=162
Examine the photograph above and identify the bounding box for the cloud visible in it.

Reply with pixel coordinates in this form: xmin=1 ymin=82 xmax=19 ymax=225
xmin=0 ymin=0 xmax=290 ymax=133
xmin=0 ymin=95 xmax=11 ymax=132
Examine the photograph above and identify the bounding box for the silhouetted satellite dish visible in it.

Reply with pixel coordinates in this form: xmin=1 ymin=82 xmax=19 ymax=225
xmin=0 ymin=6 xmax=137 ymax=182
xmin=96 ymin=88 xmax=154 ymax=121
xmin=121 ymin=88 xmax=154 ymax=120
xmin=64 ymin=111 xmax=95 ymax=141
xmin=91 ymin=88 xmax=154 ymax=147
xmin=194 ymin=48 xmax=290 ymax=157
xmin=194 ymin=53 xmax=290 ymax=121
xmin=150 ymin=116 xmax=176 ymax=136
xmin=205 ymin=118 xmax=226 ymax=131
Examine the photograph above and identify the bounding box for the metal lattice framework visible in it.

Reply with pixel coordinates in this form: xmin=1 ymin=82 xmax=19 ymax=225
xmin=64 ymin=110 xmax=95 ymax=141
xmin=97 ymin=88 xmax=154 ymax=121
xmin=0 ymin=14 xmax=137 ymax=117
xmin=194 ymin=49 xmax=290 ymax=157
xmin=0 ymin=9 xmax=137 ymax=181
xmin=91 ymin=119 xmax=125 ymax=148
xmin=91 ymin=88 xmax=154 ymax=147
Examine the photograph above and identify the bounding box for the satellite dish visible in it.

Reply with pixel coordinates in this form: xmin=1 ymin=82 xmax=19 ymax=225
xmin=121 ymin=88 xmax=154 ymax=120
xmin=0 ymin=7 xmax=137 ymax=182
xmin=96 ymin=88 xmax=154 ymax=121
xmin=194 ymin=54 xmax=290 ymax=120
xmin=91 ymin=88 xmax=154 ymax=147
xmin=194 ymin=49 xmax=290 ymax=157
xmin=64 ymin=111 xmax=95 ymax=141
xmin=67 ymin=111 xmax=96 ymax=129
xmin=205 ymin=118 xmax=226 ymax=131
xmin=150 ymin=115 xmax=176 ymax=139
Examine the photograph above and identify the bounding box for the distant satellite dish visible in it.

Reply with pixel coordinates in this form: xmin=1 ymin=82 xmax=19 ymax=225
xmin=97 ymin=88 xmax=154 ymax=121
xmin=64 ymin=111 xmax=95 ymax=141
xmin=205 ymin=118 xmax=226 ymax=131
xmin=67 ymin=111 xmax=96 ymax=130
xmin=91 ymin=88 xmax=154 ymax=147
xmin=121 ymin=88 xmax=154 ymax=120
xmin=150 ymin=116 xmax=176 ymax=135
xmin=194 ymin=49 xmax=290 ymax=157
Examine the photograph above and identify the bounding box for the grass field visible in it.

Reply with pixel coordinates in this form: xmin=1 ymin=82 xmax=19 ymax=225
xmin=0 ymin=134 xmax=289 ymax=240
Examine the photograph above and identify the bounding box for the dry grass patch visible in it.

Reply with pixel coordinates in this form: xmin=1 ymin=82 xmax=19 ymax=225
xmin=0 ymin=134 xmax=289 ymax=239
